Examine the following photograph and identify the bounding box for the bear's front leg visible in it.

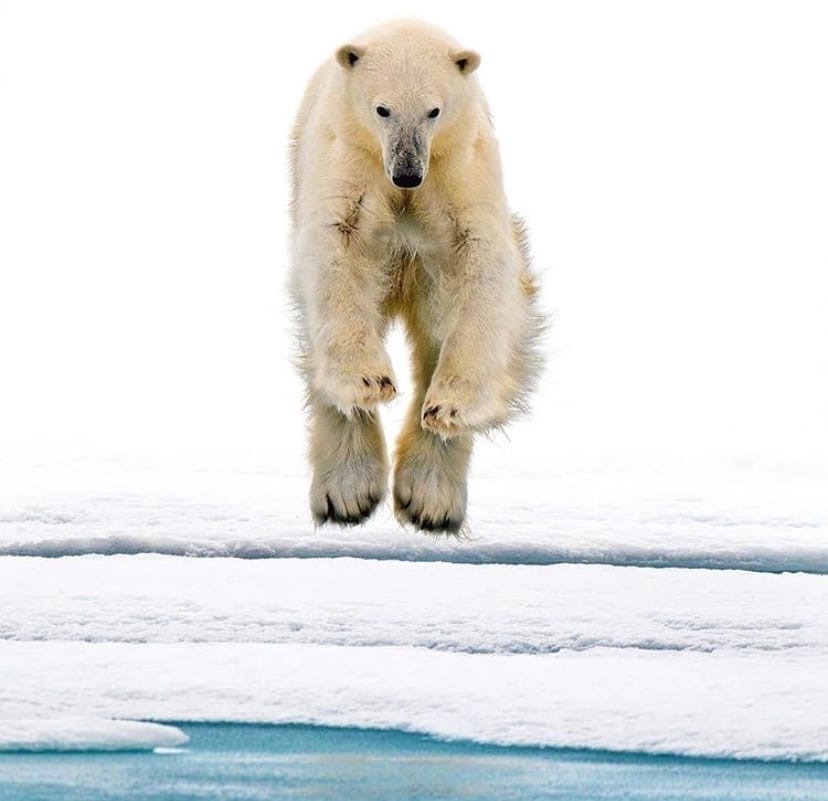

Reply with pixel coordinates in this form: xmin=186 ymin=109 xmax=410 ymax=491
xmin=421 ymin=236 xmax=526 ymax=439
xmin=294 ymin=226 xmax=397 ymax=416
xmin=312 ymin=329 xmax=397 ymax=416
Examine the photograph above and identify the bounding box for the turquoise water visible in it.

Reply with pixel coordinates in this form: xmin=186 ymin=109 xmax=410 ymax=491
xmin=1 ymin=724 xmax=827 ymax=801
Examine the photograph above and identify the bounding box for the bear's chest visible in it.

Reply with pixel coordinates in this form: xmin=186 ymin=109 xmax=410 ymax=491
xmin=370 ymin=198 xmax=448 ymax=263
xmin=394 ymin=207 xmax=431 ymax=253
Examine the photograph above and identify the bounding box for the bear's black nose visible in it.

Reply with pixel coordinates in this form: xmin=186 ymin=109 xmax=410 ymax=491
xmin=392 ymin=170 xmax=423 ymax=189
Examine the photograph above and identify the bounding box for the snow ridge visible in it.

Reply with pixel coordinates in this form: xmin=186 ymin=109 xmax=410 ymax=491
xmin=3 ymin=459 xmax=825 ymax=573
xmin=2 ymin=530 xmax=827 ymax=573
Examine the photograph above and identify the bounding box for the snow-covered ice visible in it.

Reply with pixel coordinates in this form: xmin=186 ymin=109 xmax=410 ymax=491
xmin=0 ymin=718 xmax=187 ymax=752
xmin=1 ymin=555 xmax=826 ymax=654
xmin=1 ymin=454 xmax=826 ymax=572
xmin=1 ymin=641 xmax=825 ymax=762
xmin=1 ymin=452 xmax=826 ymax=761
xmin=1 ymin=555 xmax=826 ymax=761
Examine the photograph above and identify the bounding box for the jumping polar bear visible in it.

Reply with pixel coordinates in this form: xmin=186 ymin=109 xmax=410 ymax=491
xmin=289 ymin=19 xmax=542 ymax=534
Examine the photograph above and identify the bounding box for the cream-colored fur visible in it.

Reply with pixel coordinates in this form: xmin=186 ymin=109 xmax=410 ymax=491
xmin=289 ymin=19 xmax=542 ymax=534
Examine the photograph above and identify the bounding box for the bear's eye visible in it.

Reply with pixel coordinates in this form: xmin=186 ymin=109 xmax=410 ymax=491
xmin=428 ymin=107 xmax=441 ymax=119
xmin=376 ymin=106 xmax=391 ymax=118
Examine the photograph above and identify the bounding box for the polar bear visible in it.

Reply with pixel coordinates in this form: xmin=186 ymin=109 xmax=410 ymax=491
xmin=289 ymin=19 xmax=542 ymax=534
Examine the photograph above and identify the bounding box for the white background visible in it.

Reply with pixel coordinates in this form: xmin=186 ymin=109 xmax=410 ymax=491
xmin=1 ymin=0 xmax=826 ymax=468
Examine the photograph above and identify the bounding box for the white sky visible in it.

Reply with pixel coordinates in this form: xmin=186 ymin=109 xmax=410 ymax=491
xmin=1 ymin=0 xmax=826 ymax=467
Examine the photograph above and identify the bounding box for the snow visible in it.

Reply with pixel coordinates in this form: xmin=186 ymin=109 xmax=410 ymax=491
xmin=1 ymin=642 xmax=825 ymax=762
xmin=1 ymin=556 xmax=826 ymax=654
xmin=0 ymin=718 xmax=188 ymax=752
xmin=1 ymin=453 xmax=826 ymax=761
xmin=0 ymin=555 xmax=826 ymax=761
xmin=1 ymin=454 xmax=826 ymax=572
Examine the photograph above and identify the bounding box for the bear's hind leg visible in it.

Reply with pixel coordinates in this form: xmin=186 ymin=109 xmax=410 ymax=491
xmin=393 ymin=337 xmax=472 ymax=535
xmin=393 ymin=422 xmax=472 ymax=534
xmin=309 ymin=399 xmax=388 ymax=526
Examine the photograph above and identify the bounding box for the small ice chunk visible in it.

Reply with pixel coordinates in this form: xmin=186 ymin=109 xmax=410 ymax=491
xmin=0 ymin=718 xmax=188 ymax=752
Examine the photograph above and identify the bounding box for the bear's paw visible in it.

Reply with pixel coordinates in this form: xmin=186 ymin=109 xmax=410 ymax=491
xmin=314 ymin=355 xmax=397 ymax=415
xmin=393 ymin=455 xmax=467 ymax=535
xmin=421 ymin=376 xmax=506 ymax=438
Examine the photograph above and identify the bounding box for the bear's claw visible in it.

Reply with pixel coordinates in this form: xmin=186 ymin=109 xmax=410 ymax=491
xmin=394 ymin=487 xmax=464 ymax=534
xmin=421 ymin=375 xmax=508 ymax=438
xmin=316 ymin=363 xmax=397 ymax=413
xmin=421 ymin=403 xmax=465 ymax=437
xmin=315 ymin=490 xmax=381 ymax=526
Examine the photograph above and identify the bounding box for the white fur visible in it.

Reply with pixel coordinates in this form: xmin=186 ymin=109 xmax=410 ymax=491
xmin=290 ymin=19 xmax=542 ymax=534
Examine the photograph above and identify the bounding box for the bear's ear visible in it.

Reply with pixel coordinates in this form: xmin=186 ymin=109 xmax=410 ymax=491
xmin=452 ymin=49 xmax=481 ymax=75
xmin=336 ymin=45 xmax=364 ymax=69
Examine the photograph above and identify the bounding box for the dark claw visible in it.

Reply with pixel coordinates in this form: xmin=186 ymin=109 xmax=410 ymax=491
xmin=380 ymin=376 xmax=393 ymax=389
xmin=394 ymin=494 xmax=464 ymax=534
xmin=443 ymin=515 xmax=463 ymax=534
xmin=394 ymin=493 xmax=411 ymax=511
xmin=331 ymin=509 xmax=366 ymax=526
xmin=449 ymin=409 xmax=458 ymax=418
xmin=357 ymin=494 xmax=380 ymax=517
xmin=362 ymin=377 xmax=371 ymax=387
xmin=318 ymin=490 xmax=380 ymax=527
xmin=423 ymin=405 xmax=440 ymax=420
xmin=412 ymin=510 xmax=463 ymax=534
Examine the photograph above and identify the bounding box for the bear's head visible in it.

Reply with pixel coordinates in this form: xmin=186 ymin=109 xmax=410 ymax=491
xmin=334 ymin=21 xmax=480 ymax=190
